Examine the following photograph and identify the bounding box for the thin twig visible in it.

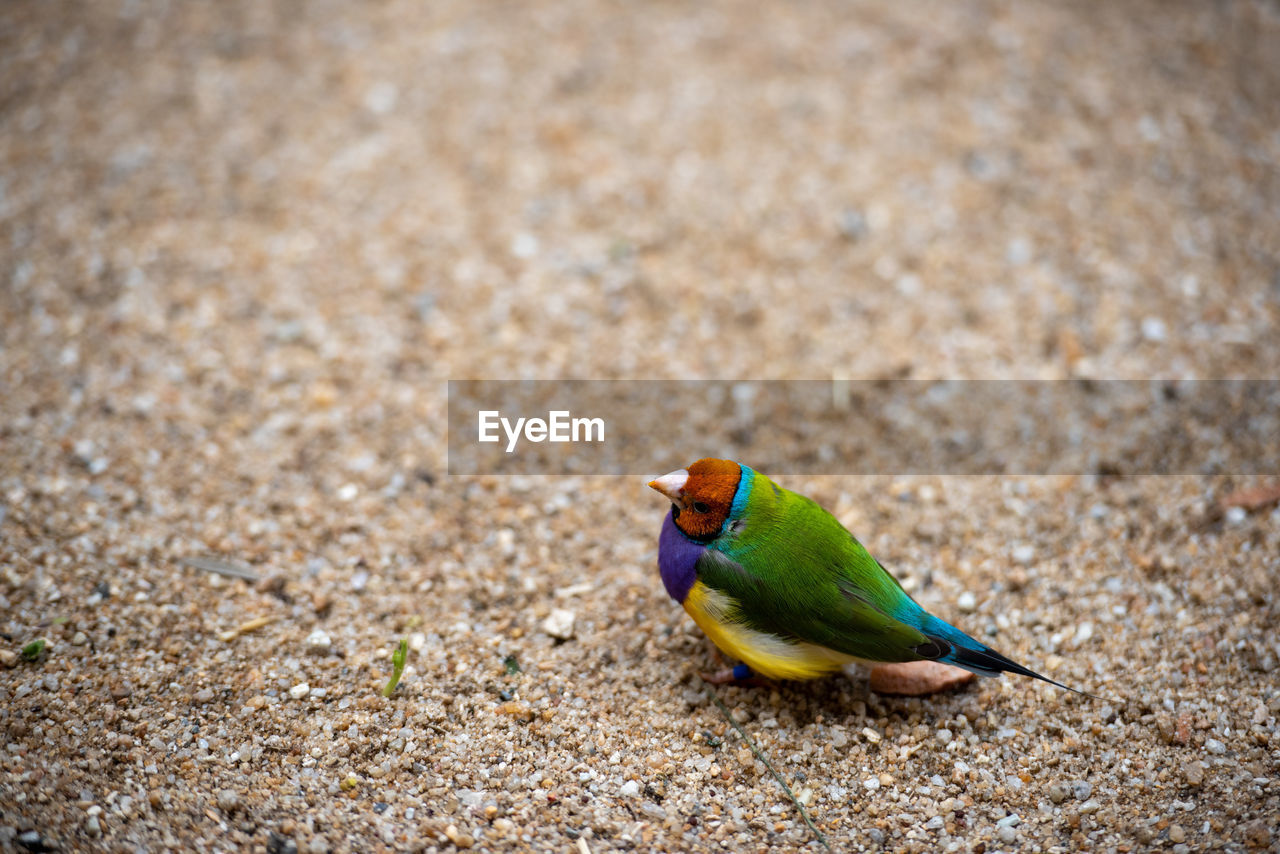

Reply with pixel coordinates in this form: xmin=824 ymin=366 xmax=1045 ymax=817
xmin=707 ymin=689 xmax=833 ymax=853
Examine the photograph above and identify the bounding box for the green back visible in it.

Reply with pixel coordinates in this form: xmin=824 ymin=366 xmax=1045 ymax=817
xmin=698 ymin=471 xmax=930 ymax=662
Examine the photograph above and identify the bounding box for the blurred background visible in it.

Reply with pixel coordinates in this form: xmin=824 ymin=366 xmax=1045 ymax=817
xmin=2 ymin=1 xmax=1278 ymax=852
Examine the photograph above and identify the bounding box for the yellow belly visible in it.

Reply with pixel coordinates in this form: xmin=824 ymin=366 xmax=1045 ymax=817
xmin=682 ymin=580 xmax=854 ymax=680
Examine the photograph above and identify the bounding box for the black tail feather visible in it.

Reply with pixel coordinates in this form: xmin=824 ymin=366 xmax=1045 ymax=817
xmin=931 ymin=636 xmax=1107 ymax=701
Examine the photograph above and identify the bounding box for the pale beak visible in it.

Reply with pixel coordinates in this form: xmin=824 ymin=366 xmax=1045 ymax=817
xmin=648 ymin=469 xmax=689 ymax=506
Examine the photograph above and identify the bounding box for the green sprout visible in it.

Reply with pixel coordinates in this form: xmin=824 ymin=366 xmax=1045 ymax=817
xmin=21 ymin=639 xmax=47 ymax=661
xmin=382 ymin=638 xmax=408 ymax=698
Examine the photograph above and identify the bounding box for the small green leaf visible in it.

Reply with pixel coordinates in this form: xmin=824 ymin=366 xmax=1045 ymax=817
xmin=502 ymin=654 xmax=520 ymax=675
xmin=21 ymin=639 xmax=47 ymax=661
xmin=382 ymin=638 xmax=408 ymax=698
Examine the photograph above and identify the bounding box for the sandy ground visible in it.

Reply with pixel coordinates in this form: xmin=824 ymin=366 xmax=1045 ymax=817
xmin=2 ymin=1 xmax=1279 ymax=851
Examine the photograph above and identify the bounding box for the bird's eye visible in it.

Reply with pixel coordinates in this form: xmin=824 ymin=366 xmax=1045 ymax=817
xmin=692 ymin=501 xmax=710 ymax=513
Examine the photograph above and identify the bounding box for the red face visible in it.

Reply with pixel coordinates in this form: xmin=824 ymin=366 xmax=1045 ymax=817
xmin=649 ymin=458 xmax=741 ymax=539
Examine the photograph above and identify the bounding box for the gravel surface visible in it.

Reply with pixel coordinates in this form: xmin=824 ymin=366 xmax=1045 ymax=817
xmin=3 ymin=1 xmax=1279 ymax=852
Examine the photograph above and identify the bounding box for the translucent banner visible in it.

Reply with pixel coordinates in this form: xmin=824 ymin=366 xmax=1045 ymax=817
xmin=447 ymin=380 xmax=1279 ymax=475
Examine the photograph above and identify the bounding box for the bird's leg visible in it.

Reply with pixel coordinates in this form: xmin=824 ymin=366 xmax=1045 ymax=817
xmin=698 ymin=663 xmax=758 ymax=685
xmin=699 ymin=645 xmax=770 ymax=686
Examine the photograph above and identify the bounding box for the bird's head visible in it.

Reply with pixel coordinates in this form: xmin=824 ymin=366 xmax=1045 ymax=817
xmin=648 ymin=458 xmax=742 ymax=539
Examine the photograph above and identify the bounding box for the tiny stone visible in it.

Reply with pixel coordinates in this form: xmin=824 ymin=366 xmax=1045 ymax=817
xmin=267 ymin=832 xmax=298 ymax=854
xmin=0 ymin=650 xmax=17 ymax=667
xmin=956 ymin=592 xmax=977 ymax=612
xmin=1183 ymin=762 xmax=1205 ymax=787
xmin=289 ymin=682 xmax=311 ymax=700
xmin=863 ymin=776 xmax=880 ymax=791
xmin=1048 ymin=781 xmax=1070 ymax=804
xmin=86 ymin=816 xmax=102 ymax=837
xmin=998 ymin=825 xmax=1016 ymax=843
xmin=1242 ymin=820 xmax=1271 ymax=848
xmin=1012 ymin=545 xmax=1035 ymax=564
xmin=194 ymin=688 xmax=214 ymax=703
xmin=1141 ymin=316 xmax=1167 ymax=342
xmin=541 ymin=608 xmax=576 ymax=640
xmin=217 ymin=789 xmax=239 ymax=811
xmin=619 ymin=780 xmax=640 ymax=797
xmin=1078 ymin=799 xmax=1100 ymax=814
xmin=1168 ymin=824 xmax=1185 ymax=844
xmin=1068 ymin=780 xmax=1092 ymax=800
xmin=305 ymin=629 xmax=332 ymax=653
xmin=1204 ymin=738 xmax=1226 ymax=755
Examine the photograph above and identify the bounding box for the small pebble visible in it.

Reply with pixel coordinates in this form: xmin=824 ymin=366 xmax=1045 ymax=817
xmin=289 ymin=683 xmax=311 ymax=700
xmin=998 ymin=825 xmax=1017 ymax=843
xmin=1243 ymin=820 xmax=1271 ymax=848
xmin=1168 ymin=824 xmax=1185 ymax=844
xmin=1068 ymin=780 xmax=1092 ymax=800
xmin=541 ymin=608 xmax=576 ymax=640
xmin=1205 ymin=738 xmax=1226 ymax=755
xmin=305 ymin=629 xmax=332 ymax=653
xmin=956 ymin=592 xmax=977 ymax=612
xmin=1141 ymin=316 xmax=1167 ymax=342
xmin=217 ymin=789 xmax=239 ymax=811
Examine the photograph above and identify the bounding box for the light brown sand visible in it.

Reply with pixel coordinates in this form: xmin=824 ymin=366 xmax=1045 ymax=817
xmin=2 ymin=1 xmax=1278 ymax=851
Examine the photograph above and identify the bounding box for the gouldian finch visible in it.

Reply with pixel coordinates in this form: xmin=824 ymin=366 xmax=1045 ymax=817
xmin=649 ymin=458 xmax=1090 ymax=695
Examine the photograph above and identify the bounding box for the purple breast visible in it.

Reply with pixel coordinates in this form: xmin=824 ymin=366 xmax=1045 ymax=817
xmin=658 ymin=509 xmax=703 ymax=603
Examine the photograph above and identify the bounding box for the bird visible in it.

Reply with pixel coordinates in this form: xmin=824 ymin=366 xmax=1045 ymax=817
xmin=649 ymin=457 xmax=1094 ymax=696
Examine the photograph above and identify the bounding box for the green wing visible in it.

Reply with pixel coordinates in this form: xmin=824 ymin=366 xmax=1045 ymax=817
xmin=699 ymin=485 xmax=931 ymax=663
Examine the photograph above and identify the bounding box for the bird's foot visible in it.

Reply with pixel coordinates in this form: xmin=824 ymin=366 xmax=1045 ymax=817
xmin=698 ymin=663 xmax=767 ymax=686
